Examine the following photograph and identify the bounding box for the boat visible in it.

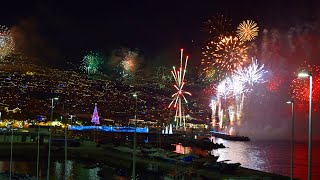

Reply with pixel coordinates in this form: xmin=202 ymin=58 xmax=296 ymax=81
xmin=220 ymin=162 xmax=241 ymax=172
xmin=195 ymin=155 xmax=219 ymax=166
xmin=203 ymin=160 xmax=241 ymax=172
xmin=211 ymin=131 xmax=250 ymax=141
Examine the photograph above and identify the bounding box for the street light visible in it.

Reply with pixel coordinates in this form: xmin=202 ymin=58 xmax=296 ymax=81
xmin=297 ymin=72 xmax=312 ymax=180
xmin=287 ymin=100 xmax=294 ymax=180
xmin=47 ymin=97 xmax=59 ymax=180
xmin=9 ymin=126 xmax=13 ymax=180
xmin=36 ymin=115 xmax=43 ymax=180
xmin=132 ymin=93 xmax=138 ymax=180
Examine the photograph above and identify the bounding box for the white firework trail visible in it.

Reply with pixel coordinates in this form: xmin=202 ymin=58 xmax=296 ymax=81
xmin=168 ymin=49 xmax=191 ymax=130
xmin=235 ymin=58 xmax=268 ymax=85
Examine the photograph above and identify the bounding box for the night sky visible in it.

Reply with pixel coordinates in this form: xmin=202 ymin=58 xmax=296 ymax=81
xmin=1 ymin=0 xmax=319 ymax=64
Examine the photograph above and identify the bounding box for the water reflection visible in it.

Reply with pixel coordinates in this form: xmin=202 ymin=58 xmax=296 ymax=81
xmin=0 ymin=139 xmax=318 ymax=180
xmin=174 ymin=143 xmax=191 ymax=154
xmin=54 ymin=160 xmax=100 ymax=180
xmin=0 ymin=161 xmax=36 ymax=176
xmin=174 ymin=137 xmax=320 ymax=180
xmin=0 ymin=160 xmax=102 ymax=180
xmin=174 ymin=143 xmax=211 ymax=157
xmin=54 ymin=161 xmax=74 ymax=179
xmin=214 ymin=138 xmax=267 ymax=170
xmin=54 ymin=162 xmax=62 ymax=179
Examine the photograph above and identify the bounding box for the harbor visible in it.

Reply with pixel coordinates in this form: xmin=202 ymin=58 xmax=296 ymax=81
xmin=0 ymin=130 xmax=298 ymax=179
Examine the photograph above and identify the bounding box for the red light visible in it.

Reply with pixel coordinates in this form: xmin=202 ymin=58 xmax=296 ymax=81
xmin=181 ymin=48 xmax=184 ymax=51
xmin=178 ymin=90 xmax=182 ymax=95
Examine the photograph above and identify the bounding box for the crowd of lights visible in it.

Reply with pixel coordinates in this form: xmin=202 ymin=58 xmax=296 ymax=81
xmin=236 ymin=20 xmax=259 ymax=42
xmin=168 ymin=49 xmax=192 ymax=129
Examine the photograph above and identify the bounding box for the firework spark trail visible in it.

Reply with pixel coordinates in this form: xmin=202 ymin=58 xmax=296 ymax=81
xmin=237 ymin=20 xmax=259 ymax=41
xmin=291 ymin=62 xmax=320 ymax=112
xmin=0 ymin=25 xmax=14 ymax=58
xmin=202 ymin=36 xmax=248 ymax=81
xmin=214 ymin=59 xmax=268 ymax=127
xmin=235 ymin=59 xmax=268 ymax=85
xmin=217 ymin=78 xmax=233 ymax=99
xmin=118 ymin=50 xmax=139 ymax=79
xmin=81 ymin=52 xmax=103 ymax=75
xmin=210 ymin=99 xmax=217 ymax=126
xmin=203 ymin=14 xmax=233 ymax=37
xmin=168 ymin=49 xmax=191 ymax=130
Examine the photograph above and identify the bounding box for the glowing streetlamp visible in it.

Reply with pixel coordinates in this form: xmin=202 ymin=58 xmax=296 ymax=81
xmin=297 ymin=72 xmax=312 ymax=180
xmin=9 ymin=126 xmax=13 ymax=180
xmin=47 ymin=97 xmax=59 ymax=180
xmin=286 ymin=100 xmax=294 ymax=180
xmin=36 ymin=115 xmax=43 ymax=180
xmin=132 ymin=93 xmax=138 ymax=180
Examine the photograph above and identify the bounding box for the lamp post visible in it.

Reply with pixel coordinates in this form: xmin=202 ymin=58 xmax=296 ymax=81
xmin=132 ymin=93 xmax=138 ymax=180
xmin=287 ymin=100 xmax=294 ymax=180
xmin=36 ymin=116 xmax=43 ymax=180
xmin=297 ymin=72 xmax=312 ymax=180
xmin=47 ymin=97 xmax=58 ymax=180
xmin=37 ymin=121 xmax=39 ymax=180
xmin=65 ymin=116 xmax=68 ymax=179
xmin=9 ymin=127 xmax=13 ymax=180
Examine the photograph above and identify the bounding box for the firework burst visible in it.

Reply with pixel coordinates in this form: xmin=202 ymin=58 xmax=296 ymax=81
xmin=213 ymin=59 xmax=268 ymax=127
xmin=120 ymin=50 xmax=137 ymax=77
xmin=291 ymin=62 xmax=320 ymax=112
xmin=235 ymin=59 xmax=268 ymax=85
xmin=156 ymin=66 xmax=172 ymax=83
xmin=0 ymin=25 xmax=14 ymax=58
xmin=201 ymin=36 xmax=248 ymax=81
xmin=168 ymin=49 xmax=192 ymax=130
xmin=237 ymin=20 xmax=259 ymax=41
xmin=81 ymin=52 xmax=103 ymax=74
xmin=214 ymin=36 xmax=248 ymax=80
xmin=203 ymin=14 xmax=233 ymax=37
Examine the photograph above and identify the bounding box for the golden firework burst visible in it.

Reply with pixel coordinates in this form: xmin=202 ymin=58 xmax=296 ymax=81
xmin=201 ymin=36 xmax=248 ymax=81
xmin=237 ymin=20 xmax=259 ymax=41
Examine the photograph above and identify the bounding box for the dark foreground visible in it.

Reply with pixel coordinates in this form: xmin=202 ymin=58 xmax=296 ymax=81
xmin=0 ymin=142 xmax=293 ymax=180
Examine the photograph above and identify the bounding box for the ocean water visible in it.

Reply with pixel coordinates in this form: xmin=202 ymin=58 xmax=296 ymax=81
xmin=213 ymin=138 xmax=320 ymax=180
xmin=0 ymin=139 xmax=319 ymax=180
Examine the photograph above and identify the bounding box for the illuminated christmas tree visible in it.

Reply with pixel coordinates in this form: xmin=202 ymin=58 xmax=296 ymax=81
xmin=91 ymin=103 xmax=100 ymax=125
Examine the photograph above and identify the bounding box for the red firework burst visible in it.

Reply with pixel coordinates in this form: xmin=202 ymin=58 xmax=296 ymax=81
xmin=267 ymin=72 xmax=284 ymax=92
xmin=291 ymin=62 xmax=320 ymax=112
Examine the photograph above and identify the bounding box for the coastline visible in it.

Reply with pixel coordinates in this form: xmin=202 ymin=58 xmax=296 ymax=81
xmin=0 ymin=141 xmax=293 ymax=179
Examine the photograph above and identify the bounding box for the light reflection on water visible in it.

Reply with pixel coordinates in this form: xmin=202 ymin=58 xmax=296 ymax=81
xmin=174 ymin=137 xmax=320 ymax=180
xmin=0 ymin=160 xmax=102 ymax=180
xmin=0 ymin=138 xmax=319 ymax=180
xmin=54 ymin=160 xmax=100 ymax=180
xmin=174 ymin=144 xmax=191 ymax=154
xmin=214 ymin=138 xmax=269 ymax=171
